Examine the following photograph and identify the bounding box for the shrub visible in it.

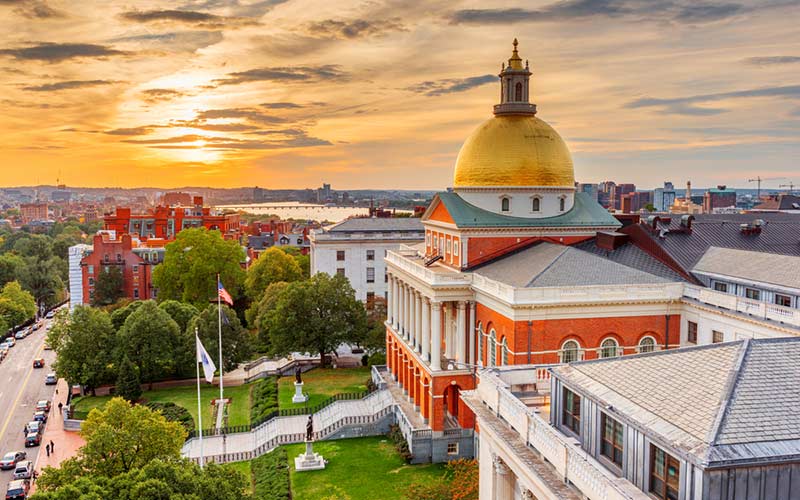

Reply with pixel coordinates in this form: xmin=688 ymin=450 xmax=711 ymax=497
xmin=145 ymin=402 xmax=194 ymax=435
xmin=387 ymin=424 xmax=412 ymax=462
xmin=253 ymin=447 xmax=290 ymax=500
xmin=368 ymin=352 xmax=386 ymax=366
xmin=250 ymin=377 xmax=279 ymax=424
xmin=361 ymin=353 xmax=369 ymax=366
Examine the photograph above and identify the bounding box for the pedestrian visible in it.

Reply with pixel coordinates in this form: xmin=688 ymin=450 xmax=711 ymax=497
xmin=50 ymin=440 xmax=54 ymax=452
xmin=32 ymin=470 xmax=38 ymax=483
xmin=45 ymin=444 xmax=50 ymax=457
xmin=58 ymin=401 xmax=63 ymax=413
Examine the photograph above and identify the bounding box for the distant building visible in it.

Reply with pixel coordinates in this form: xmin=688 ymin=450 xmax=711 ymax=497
xmin=20 ymin=202 xmax=49 ymax=224
xmin=703 ymin=185 xmax=736 ymax=213
xmin=51 ymin=189 xmax=72 ymax=204
xmin=253 ymin=186 xmax=265 ymax=202
xmin=575 ymin=183 xmax=598 ymax=202
xmin=160 ymin=192 xmax=193 ymax=206
xmin=68 ymin=244 xmax=93 ymax=310
xmin=751 ymin=193 xmax=800 ymax=213
xmin=309 ymin=217 xmax=424 ymax=304
xmin=670 ymin=180 xmax=703 ymax=214
xmin=652 ymin=181 xmax=676 ymax=211
xmin=610 ymin=183 xmax=635 ymax=210
xmin=620 ymin=190 xmax=652 ymax=213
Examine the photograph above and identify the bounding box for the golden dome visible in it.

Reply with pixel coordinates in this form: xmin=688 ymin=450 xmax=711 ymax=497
xmin=453 ymin=115 xmax=574 ymax=188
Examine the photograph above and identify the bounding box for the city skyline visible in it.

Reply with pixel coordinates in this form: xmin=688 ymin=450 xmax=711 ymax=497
xmin=1 ymin=0 xmax=799 ymax=190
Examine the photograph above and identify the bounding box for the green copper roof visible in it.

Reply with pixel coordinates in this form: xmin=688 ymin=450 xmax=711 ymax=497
xmin=434 ymin=191 xmax=622 ymax=229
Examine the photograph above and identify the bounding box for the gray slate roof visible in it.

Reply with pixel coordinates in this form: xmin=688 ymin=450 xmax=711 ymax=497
xmin=327 ymin=217 xmax=424 ymax=233
xmin=574 ymin=239 xmax=688 ymax=282
xmin=692 ymin=246 xmax=800 ymax=290
xmin=474 ymin=242 xmax=671 ymax=288
xmin=553 ymin=338 xmax=800 ymax=467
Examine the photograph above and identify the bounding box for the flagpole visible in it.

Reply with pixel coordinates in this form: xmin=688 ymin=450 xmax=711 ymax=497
xmin=217 ymin=274 xmax=224 ymax=404
xmin=195 ymin=328 xmax=204 ymax=469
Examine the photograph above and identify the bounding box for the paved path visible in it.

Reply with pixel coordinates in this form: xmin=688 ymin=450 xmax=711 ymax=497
xmin=29 ymin=378 xmax=85 ymax=495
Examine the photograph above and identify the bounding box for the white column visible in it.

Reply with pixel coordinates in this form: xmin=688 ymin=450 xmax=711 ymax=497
xmin=494 ymin=457 xmax=513 ymax=500
xmin=415 ymin=292 xmax=422 ymax=353
xmin=469 ymin=301 xmax=476 ymax=366
xmin=387 ymin=275 xmax=394 ymax=326
xmin=430 ymin=301 xmax=442 ymax=371
xmin=404 ymin=285 xmax=411 ymax=340
xmin=392 ymin=277 xmax=399 ymax=329
xmin=456 ymin=301 xmax=466 ymax=366
xmin=421 ymin=299 xmax=431 ymax=362
xmin=397 ymin=282 xmax=405 ymax=335
xmin=443 ymin=303 xmax=452 ymax=359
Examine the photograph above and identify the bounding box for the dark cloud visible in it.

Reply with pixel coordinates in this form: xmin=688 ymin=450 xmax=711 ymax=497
xmin=744 ymin=56 xmax=800 ymax=66
xmin=626 ymin=84 xmax=800 ymax=115
xmin=447 ymin=0 xmax=746 ymax=25
xmin=22 ymin=79 xmax=118 ymax=92
xmin=0 ymin=42 xmax=130 ymax=62
xmin=9 ymin=0 xmax=66 ymax=19
xmin=141 ymin=88 xmax=189 ymax=102
xmin=303 ymin=18 xmax=406 ymax=39
xmin=170 ymin=120 xmax=261 ymax=132
xmin=261 ymin=102 xmax=303 ymax=109
xmin=119 ymin=9 xmax=257 ymax=29
xmin=407 ymin=74 xmax=495 ymax=96
xmin=214 ymin=65 xmax=348 ymax=85
xmin=104 ymin=126 xmax=160 ymax=136
xmin=125 ymin=132 xmax=331 ymax=150
xmin=195 ymin=107 xmax=287 ymax=124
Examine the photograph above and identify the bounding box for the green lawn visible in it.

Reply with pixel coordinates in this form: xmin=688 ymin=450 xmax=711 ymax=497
xmin=72 ymin=383 xmax=253 ymax=430
xmin=278 ymin=367 xmax=370 ymax=409
xmin=284 ymin=437 xmax=446 ymax=500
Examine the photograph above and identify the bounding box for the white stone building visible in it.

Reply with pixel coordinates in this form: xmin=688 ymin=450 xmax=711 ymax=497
xmin=309 ymin=218 xmax=424 ymax=303
xmin=68 ymin=243 xmax=92 ymax=310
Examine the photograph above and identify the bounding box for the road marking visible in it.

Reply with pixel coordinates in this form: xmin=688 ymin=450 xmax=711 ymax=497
xmin=0 ymin=342 xmax=44 ymax=444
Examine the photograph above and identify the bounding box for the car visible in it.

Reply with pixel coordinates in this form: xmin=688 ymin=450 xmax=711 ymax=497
xmin=24 ymin=433 xmax=39 ymax=448
xmin=13 ymin=331 xmax=25 ymax=340
xmin=0 ymin=452 xmax=26 ymax=470
xmin=5 ymin=479 xmax=29 ymax=500
xmin=32 ymin=358 xmax=44 ymax=369
xmin=45 ymin=373 xmax=57 ymax=385
xmin=4 ymin=337 xmax=15 ymax=347
xmin=32 ymin=412 xmax=47 ymax=424
xmin=36 ymin=400 xmax=51 ymax=413
xmin=46 ymin=310 xmax=55 ymax=319
xmin=12 ymin=460 xmax=32 ymax=479
xmin=32 ymin=323 xmax=41 ymax=331
xmin=25 ymin=421 xmax=42 ymax=436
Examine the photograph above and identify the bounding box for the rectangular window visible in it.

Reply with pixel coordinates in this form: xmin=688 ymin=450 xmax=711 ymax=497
xmin=687 ymin=321 xmax=698 ymax=344
xmin=601 ymin=413 xmax=624 ymax=468
xmin=366 ymin=267 xmax=375 ymax=283
xmin=384 ymin=272 xmax=388 ymax=283
xmin=88 ymin=265 xmax=94 ymax=275
xmin=775 ymin=294 xmax=792 ymax=307
xmin=88 ymin=277 xmax=94 ymax=286
xmin=562 ymin=388 xmax=581 ymax=436
xmin=745 ymin=288 xmax=760 ymax=300
xmin=447 ymin=442 xmax=459 ymax=455
xmin=453 ymin=240 xmax=459 ymax=256
xmin=116 ymin=253 xmax=122 ymax=262
xmin=336 ymin=250 xmax=345 ymax=261
xmin=132 ymin=265 xmax=139 ymax=273
xmin=366 ymin=291 xmax=375 ymax=307
xmin=426 ymin=233 xmax=431 ymax=247
xmin=336 ymin=268 xmax=345 ymax=276
xmin=714 ymin=282 xmax=728 ymax=293
xmin=133 ymin=288 xmax=139 ymax=299
xmin=366 ymin=250 xmax=375 ymax=261
xmin=650 ymin=445 xmax=680 ymax=500
xmin=712 ymin=330 xmax=724 ymax=343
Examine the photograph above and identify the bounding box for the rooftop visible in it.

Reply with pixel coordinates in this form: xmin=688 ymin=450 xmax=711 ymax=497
xmin=692 ymin=246 xmax=800 ymax=290
xmin=325 ymin=217 xmax=424 ymax=233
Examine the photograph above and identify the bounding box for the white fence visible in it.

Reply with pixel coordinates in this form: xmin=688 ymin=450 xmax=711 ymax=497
xmin=684 ymin=284 xmax=800 ymax=327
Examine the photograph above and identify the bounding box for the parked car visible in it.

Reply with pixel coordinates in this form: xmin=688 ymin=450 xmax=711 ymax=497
xmin=24 ymin=433 xmax=40 ymax=448
xmin=32 ymin=323 xmax=41 ymax=331
xmin=32 ymin=412 xmax=47 ymax=424
xmin=0 ymin=452 xmax=26 ymax=470
xmin=25 ymin=422 xmax=42 ymax=436
xmin=12 ymin=460 xmax=32 ymax=479
xmin=32 ymin=358 xmax=44 ymax=369
xmin=13 ymin=331 xmax=25 ymax=340
xmin=45 ymin=373 xmax=57 ymax=385
xmin=4 ymin=337 xmax=15 ymax=347
xmin=36 ymin=400 xmax=51 ymax=413
xmin=5 ymin=479 xmax=29 ymax=500
xmin=45 ymin=310 xmax=55 ymax=319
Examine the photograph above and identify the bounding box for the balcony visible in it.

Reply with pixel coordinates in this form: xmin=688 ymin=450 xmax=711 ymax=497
xmin=386 ymin=249 xmax=471 ymax=288
xmin=684 ymin=284 xmax=800 ymax=328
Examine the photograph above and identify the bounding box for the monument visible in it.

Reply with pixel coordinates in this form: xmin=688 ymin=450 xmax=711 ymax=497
xmin=292 ymin=366 xmax=308 ymax=404
xmin=295 ymin=414 xmax=326 ymax=471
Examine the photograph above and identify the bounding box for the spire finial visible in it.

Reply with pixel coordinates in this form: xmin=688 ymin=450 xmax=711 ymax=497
xmin=507 ymin=38 xmax=523 ymax=70
xmin=513 ymin=38 xmax=518 ymax=49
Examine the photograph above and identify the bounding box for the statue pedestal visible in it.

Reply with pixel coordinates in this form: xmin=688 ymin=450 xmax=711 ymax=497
xmin=295 ymin=440 xmax=325 ymax=471
xmin=292 ymin=381 xmax=308 ymax=403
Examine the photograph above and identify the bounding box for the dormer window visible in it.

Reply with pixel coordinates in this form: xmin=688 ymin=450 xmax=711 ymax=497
xmin=501 ymin=197 xmax=510 ymax=212
xmin=531 ymin=197 xmax=541 ymax=212
xmin=559 ymin=197 xmax=566 ymax=212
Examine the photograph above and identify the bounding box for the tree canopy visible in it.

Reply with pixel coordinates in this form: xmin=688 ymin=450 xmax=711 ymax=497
xmin=92 ymin=266 xmax=124 ymax=306
xmin=245 ymin=247 xmax=303 ymax=301
xmin=50 ymin=306 xmax=115 ymax=394
xmin=188 ymin=304 xmax=251 ymax=372
xmin=0 ymin=280 xmax=36 ymax=328
xmin=152 ymin=228 xmax=245 ymax=308
xmin=267 ymin=273 xmax=367 ymax=366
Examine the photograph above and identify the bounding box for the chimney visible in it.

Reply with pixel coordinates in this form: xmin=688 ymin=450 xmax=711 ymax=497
xmin=686 ymin=180 xmax=692 ymax=201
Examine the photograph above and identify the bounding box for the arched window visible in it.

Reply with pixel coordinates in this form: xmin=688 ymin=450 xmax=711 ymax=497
xmin=515 ymin=82 xmax=523 ymax=101
xmin=501 ymin=338 xmax=509 ymax=365
xmin=559 ymin=197 xmax=566 ymax=211
xmin=489 ymin=330 xmax=497 ymax=367
xmin=600 ymin=338 xmax=619 ymax=358
xmin=531 ymin=197 xmax=540 ymax=212
xmin=561 ymin=340 xmax=580 ymax=364
xmin=476 ymin=322 xmax=483 ymax=365
xmin=638 ymin=336 xmax=656 ymax=353
xmin=501 ymin=197 xmax=510 ymax=212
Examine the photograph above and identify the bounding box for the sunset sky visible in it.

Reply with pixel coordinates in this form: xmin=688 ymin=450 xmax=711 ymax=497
xmin=1 ymin=0 xmax=799 ymax=190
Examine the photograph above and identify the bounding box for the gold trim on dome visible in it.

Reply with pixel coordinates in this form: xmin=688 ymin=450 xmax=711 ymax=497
xmin=453 ymin=115 xmax=574 ymax=188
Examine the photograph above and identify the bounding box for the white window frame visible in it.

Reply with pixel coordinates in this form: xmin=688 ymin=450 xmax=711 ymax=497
xmin=561 ymin=340 xmax=581 ymax=363
xmin=600 ymin=338 xmax=620 ymax=358
xmin=638 ymin=336 xmax=657 ymax=353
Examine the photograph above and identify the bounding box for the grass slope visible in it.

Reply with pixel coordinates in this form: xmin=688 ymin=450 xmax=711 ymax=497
xmin=278 ymin=367 xmax=370 ymax=409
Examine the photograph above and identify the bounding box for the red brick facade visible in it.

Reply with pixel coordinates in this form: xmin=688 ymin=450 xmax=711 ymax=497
xmin=81 ymin=234 xmax=156 ymax=304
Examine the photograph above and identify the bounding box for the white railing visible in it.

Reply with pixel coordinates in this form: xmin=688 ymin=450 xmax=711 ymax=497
xmin=479 ymin=369 xmax=648 ymax=500
xmin=684 ymin=285 xmax=800 ymax=327
xmin=386 ymin=251 xmax=471 ymax=287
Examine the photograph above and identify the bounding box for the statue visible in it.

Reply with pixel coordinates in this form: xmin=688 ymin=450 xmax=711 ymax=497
xmin=306 ymin=414 xmax=314 ymax=441
xmin=295 ymin=365 xmax=302 ymax=384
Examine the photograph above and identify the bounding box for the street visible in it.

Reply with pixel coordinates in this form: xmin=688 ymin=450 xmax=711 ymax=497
xmin=0 ymin=319 xmax=58 ymax=495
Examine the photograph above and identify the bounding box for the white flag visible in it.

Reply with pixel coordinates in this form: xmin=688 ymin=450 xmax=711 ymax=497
xmin=196 ymin=335 xmax=217 ymax=383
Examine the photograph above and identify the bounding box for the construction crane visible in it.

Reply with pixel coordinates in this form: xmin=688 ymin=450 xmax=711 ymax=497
xmin=747 ymin=176 xmax=784 ymax=201
xmin=779 ymin=182 xmax=796 ymax=195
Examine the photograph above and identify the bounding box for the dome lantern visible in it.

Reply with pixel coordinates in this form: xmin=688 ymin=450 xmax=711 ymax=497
xmin=494 ymin=39 xmax=537 ymax=116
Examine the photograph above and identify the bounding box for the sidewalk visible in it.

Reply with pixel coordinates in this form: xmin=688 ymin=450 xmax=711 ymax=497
xmin=30 ymin=379 xmax=85 ymax=494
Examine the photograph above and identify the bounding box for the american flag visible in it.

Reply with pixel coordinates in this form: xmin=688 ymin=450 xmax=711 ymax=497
xmin=218 ymin=279 xmax=233 ymax=306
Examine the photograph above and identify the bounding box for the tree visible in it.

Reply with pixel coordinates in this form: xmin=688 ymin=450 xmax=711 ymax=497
xmin=0 ymin=280 xmax=36 ymax=326
xmin=51 ymin=306 xmax=115 ymax=395
xmin=248 ymin=281 xmax=290 ymax=352
xmin=115 ymin=355 xmax=141 ymax=403
xmin=92 ymin=266 xmax=124 ymax=306
xmin=117 ymin=301 xmax=184 ymax=389
xmin=279 ymin=246 xmax=310 ymax=278
xmin=404 ymin=459 xmax=478 ymax=500
xmin=158 ymin=300 xmax=199 ymax=334
xmin=188 ymin=304 xmax=251 ymax=372
xmin=245 ymin=247 xmax=303 ymax=301
xmin=267 ymin=273 xmax=367 ymax=366
xmin=33 ymin=459 xmax=252 ymax=500
xmin=0 ymin=253 xmax=24 ymax=287
xmin=356 ymin=297 xmax=388 ymax=354
xmin=152 ymin=228 xmax=245 ymax=308
xmin=110 ymin=301 xmax=144 ymax=331
xmin=644 ymin=203 xmax=656 ymax=212
xmin=18 ymin=255 xmax=65 ymax=309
